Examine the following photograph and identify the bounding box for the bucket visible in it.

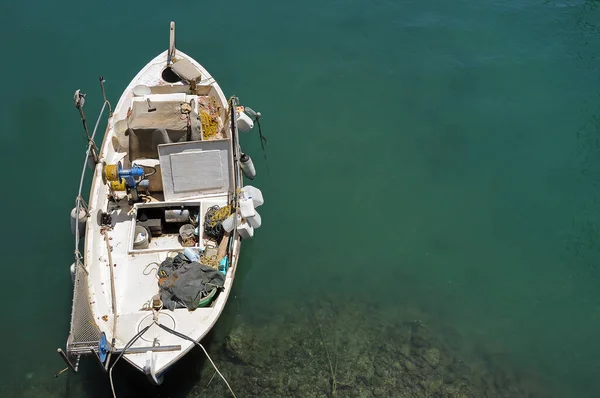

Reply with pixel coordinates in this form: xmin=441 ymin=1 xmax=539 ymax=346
xmin=179 ymin=224 xmax=195 ymax=247
xmin=133 ymin=85 xmax=151 ymax=97
xmin=114 ymin=119 xmax=128 ymax=135
xmin=133 ymin=226 xmax=149 ymax=249
xmin=197 ymin=288 xmax=217 ymax=308
xmin=112 ymin=119 xmax=129 ymax=151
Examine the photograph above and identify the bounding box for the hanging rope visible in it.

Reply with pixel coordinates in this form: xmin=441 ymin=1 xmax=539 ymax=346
xmin=244 ymin=106 xmax=270 ymax=174
xmin=108 ymin=317 xmax=236 ymax=398
xmin=156 ymin=323 xmax=237 ymax=398
xmin=109 ymin=325 xmax=152 ymax=398
xmin=256 ymin=118 xmax=270 ymax=173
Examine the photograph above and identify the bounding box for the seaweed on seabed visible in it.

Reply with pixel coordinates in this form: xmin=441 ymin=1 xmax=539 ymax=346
xmin=311 ymin=301 xmax=337 ymax=397
xmin=311 ymin=299 xmax=353 ymax=398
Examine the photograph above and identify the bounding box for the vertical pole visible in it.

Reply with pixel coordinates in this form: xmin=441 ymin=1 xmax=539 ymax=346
xmin=227 ymin=98 xmax=240 ymax=264
xmin=104 ymin=232 xmax=118 ymax=337
xmin=74 ymin=89 xmax=99 ymax=164
xmin=168 ymin=21 xmax=176 ymax=66
xmin=99 ymin=76 xmax=112 ymax=116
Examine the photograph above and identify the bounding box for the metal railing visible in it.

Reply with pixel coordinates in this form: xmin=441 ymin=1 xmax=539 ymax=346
xmin=63 ymin=77 xmax=112 ymax=368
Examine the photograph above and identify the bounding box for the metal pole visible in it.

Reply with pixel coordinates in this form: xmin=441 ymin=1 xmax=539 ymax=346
xmin=74 ymin=89 xmax=98 ymax=161
xmin=57 ymin=349 xmax=78 ymax=373
xmin=99 ymin=76 xmax=112 ymax=116
xmin=104 ymin=232 xmax=118 ymax=335
xmin=74 ymin=100 xmax=107 ymax=262
xmin=168 ymin=21 xmax=176 ymax=65
xmin=227 ymin=98 xmax=240 ymax=264
xmin=113 ymin=345 xmax=182 ymax=354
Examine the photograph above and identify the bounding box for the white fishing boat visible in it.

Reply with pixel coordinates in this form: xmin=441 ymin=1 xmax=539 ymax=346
xmin=57 ymin=21 xmax=265 ymax=391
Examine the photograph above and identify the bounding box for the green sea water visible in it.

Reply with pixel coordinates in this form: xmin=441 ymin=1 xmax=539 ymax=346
xmin=2 ymin=0 xmax=600 ymax=396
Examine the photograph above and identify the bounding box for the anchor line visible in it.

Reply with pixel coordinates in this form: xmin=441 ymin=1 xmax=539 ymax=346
xmin=108 ymin=318 xmax=236 ymax=398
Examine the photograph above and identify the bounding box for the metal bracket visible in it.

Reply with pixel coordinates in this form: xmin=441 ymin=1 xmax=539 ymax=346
xmin=91 ymin=348 xmax=108 ymax=373
xmin=56 ymin=349 xmax=78 ymax=374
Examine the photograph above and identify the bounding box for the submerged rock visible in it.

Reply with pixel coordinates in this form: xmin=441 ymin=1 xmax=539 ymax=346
xmin=403 ymin=359 xmax=417 ymax=372
xmin=196 ymin=301 xmax=546 ymax=398
xmin=224 ymin=324 xmax=255 ymax=365
xmin=423 ymin=347 xmax=441 ymax=367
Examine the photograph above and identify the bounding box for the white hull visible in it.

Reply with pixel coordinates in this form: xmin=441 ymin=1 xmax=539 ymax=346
xmin=69 ymin=39 xmax=252 ymax=382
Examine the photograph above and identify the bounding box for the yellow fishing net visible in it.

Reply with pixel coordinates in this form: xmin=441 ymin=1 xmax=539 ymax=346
xmin=201 ymin=110 xmax=219 ymax=139
xmin=199 ymin=96 xmax=222 ymax=140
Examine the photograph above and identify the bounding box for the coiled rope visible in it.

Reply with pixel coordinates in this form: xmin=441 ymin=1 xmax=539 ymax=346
xmin=199 ymin=254 xmax=220 ymax=269
xmin=204 ymin=205 xmax=231 ymax=241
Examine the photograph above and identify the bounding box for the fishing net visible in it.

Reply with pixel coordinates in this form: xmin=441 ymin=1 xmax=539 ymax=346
xmin=198 ymin=96 xmax=222 ymax=140
xmin=204 ymin=205 xmax=231 ymax=241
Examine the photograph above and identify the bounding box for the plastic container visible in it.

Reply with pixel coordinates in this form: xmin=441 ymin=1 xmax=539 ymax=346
xmin=239 ymin=197 xmax=256 ymax=218
xmin=165 ymin=209 xmax=190 ymax=223
xmin=133 ymin=226 xmax=150 ymax=249
xmin=221 ymin=213 xmax=242 ymax=233
xmin=184 ymin=247 xmax=200 ymax=262
xmin=236 ymin=111 xmax=254 ymax=133
xmin=245 ymin=209 xmax=262 ymax=229
xmin=237 ymin=221 xmax=254 ymax=239
xmin=241 ymin=185 xmax=264 ymax=207
xmin=179 ymin=224 xmax=195 ymax=247
xmin=219 ymin=256 xmax=229 ymax=275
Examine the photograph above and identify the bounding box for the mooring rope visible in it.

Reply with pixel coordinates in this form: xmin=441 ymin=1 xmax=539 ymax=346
xmin=109 ymin=325 xmax=151 ymax=398
xmin=156 ymin=322 xmax=237 ymax=398
xmin=108 ymin=309 xmax=236 ymax=398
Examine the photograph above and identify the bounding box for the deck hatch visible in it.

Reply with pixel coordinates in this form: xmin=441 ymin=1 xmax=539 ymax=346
xmin=158 ymin=140 xmax=232 ymax=200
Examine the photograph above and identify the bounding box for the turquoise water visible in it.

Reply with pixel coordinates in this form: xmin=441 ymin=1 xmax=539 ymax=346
xmin=1 ymin=0 xmax=600 ymax=396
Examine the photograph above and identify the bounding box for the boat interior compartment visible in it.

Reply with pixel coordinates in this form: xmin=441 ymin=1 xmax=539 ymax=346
xmin=106 ymin=89 xmax=230 ymax=197
xmin=115 ymin=89 xmax=227 ymax=157
xmin=129 ymin=194 xmax=231 ymax=254
xmin=130 ymin=201 xmax=202 ymax=253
